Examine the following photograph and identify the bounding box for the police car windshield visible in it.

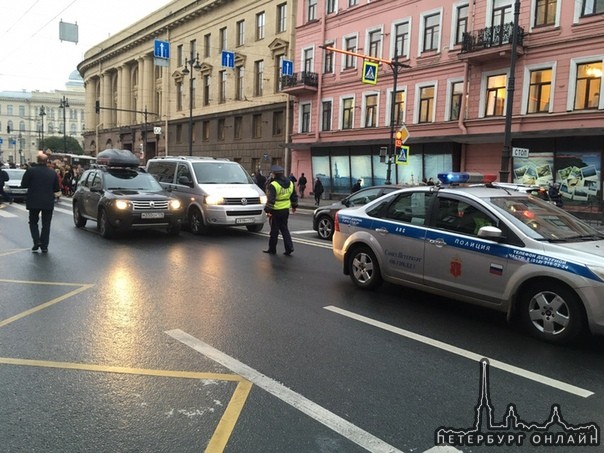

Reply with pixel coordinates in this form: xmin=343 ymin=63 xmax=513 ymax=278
xmin=487 ymin=195 xmax=600 ymax=241
xmin=105 ymin=171 xmax=163 ymax=191
xmin=192 ymin=162 xmax=253 ymax=184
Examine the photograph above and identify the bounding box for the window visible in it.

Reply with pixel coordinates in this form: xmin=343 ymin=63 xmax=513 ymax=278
xmin=423 ymin=12 xmax=440 ymax=52
xmin=308 ymin=0 xmax=317 ymax=21
xmin=218 ymin=119 xmax=225 ymax=140
xmin=364 ymin=94 xmax=378 ymax=127
xmin=219 ymin=27 xmax=227 ymax=51
xmin=535 ymin=0 xmax=557 ymax=26
xmin=189 ymin=39 xmax=197 ymax=59
xmin=253 ymin=114 xmax=262 ymax=138
xmin=368 ymin=30 xmax=382 ymax=58
xmin=493 ymin=0 xmax=512 ymax=27
xmin=394 ymin=21 xmax=410 ymax=57
xmin=485 ymin=74 xmax=507 ymax=116
xmin=234 ymin=116 xmax=242 ymax=139
xmin=528 ymin=69 xmax=552 ymax=113
xmin=256 ymin=12 xmax=265 ymax=40
xmin=203 ymin=75 xmax=211 ymax=106
xmin=327 ymin=0 xmax=336 ymax=14
xmin=450 ymin=81 xmax=464 ymax=120
xmin=219 ymin=70 xmax=227 ymax=103
xmin=419 ymin=86 xmax=435 ymax=123
xmin=301 ymin=103 xmax=311 ymax=133
xmin=235 ymin=20 xmax=245 ymax=47
xmin=393 ymin=90 xmax=406 ymax=125
xmin=19 ymin=105 xmax=25 ymax=117
xmin=348 ymin=0 xmax=358 ymax=6
xmin=582 ymin=0 xmax=604 ymax=15
xmin=277 ymin=3 xmax=287 ymax=33
xmin=273 ymin=111 xmax=284 ymax=135
xmin=303 ymin=48 xmax=314 ymax=73
xmin=176 ymin=82 xmax=183 ymax=111
xmin=235 ymin=66 xmax=245 ymax=100
xmin=574 ymin=62 xmax=602 ymax=110
xmin=177 ymin=44 xmax=183 ymax=66
xmin=202 ymin=121 xmax=210 ymax=140
xmin=324 ymin=42 xmax=335 ymax=73
xmin=342 ymin=97 xmax=354 ymax=129
xmin=344 ymin=36 xmax=357 ymax=69
xmin=254 ymin=60 xmax=264 ymax=96
xmin=204 ymin=34 xmax=211 ymax=58
xmin=322 ymin=100 xmax=332 ymax=131
xmin=276 ymin=55 xmax=285 ymax=92
xmin=191 ymin=78 xmax=197 ymax=109
xmin=455 ymin=5 xmax=469 ymax=45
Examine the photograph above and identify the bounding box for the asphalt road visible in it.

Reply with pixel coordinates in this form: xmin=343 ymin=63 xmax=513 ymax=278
xmin=1 ymin=199 xmax=603 ymax=452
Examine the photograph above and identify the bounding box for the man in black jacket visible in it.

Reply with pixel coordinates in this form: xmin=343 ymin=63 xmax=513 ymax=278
xmin=21 ymin=152 xmax=60 ymax=253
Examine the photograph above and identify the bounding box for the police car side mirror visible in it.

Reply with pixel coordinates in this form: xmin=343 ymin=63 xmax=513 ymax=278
xmin=477 ymin=226 xmax=503 ymax=240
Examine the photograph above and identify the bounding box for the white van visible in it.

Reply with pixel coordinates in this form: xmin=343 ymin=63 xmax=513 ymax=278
xmin=146 ymin=156 xmax=267 ymax=233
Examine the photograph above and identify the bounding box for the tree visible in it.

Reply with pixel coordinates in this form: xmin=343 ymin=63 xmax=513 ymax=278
xmin=41 ymin=136 xmax=83 ymax=155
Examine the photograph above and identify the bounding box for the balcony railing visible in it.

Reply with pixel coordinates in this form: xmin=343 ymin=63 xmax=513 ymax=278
xmin=280 ymin=72 xmax=319 ymax=92
xmin=460 ymin=23 xmax=524 ymax=53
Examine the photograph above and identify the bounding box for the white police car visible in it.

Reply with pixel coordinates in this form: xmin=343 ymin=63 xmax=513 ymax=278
xmin=333 ymin=172 xmax=604 ymax=344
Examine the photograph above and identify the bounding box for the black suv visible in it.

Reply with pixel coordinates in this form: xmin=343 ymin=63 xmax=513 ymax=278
xmin=72 ymin=149 xmax=184 ymax=238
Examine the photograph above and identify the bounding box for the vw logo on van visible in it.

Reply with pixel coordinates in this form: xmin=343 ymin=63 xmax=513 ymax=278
xmin=150 ymin=201 xmax=155 ymax=208
xmin=241 ymin=198 xmax=248 ymax=205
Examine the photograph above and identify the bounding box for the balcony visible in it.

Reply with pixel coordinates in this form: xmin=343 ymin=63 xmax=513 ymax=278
xmin=458 ymin=23 xmax=524 ymax=63
xmin=280 ymin=72 xmax=318 ymax=96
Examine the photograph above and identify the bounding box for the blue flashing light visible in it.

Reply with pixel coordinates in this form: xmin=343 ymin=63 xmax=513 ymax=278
xmin=437 ymin=172 xmax=497 ymax=185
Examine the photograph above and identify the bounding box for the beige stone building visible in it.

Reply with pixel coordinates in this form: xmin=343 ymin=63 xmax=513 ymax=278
xmin=78 ymin=0 xmax=296 ymax=175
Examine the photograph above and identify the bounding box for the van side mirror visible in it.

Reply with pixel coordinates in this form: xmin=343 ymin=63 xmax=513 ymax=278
xmin=178 ymin=175 xmax=193 ymax=186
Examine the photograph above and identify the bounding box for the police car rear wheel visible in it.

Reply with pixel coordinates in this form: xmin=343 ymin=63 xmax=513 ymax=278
xmin=317 ymin=215 xmax=334 ymax=240
xmin=348 ymin=246 xmax=382 ymax=290
xmin=520 ymin=282 xmax=585 ymax=344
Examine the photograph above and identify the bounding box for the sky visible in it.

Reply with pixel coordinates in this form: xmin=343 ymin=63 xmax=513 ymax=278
xmin=0 ymin=0 xmax=171 ymax=93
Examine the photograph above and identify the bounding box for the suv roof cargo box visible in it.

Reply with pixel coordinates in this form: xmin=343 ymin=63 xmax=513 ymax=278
xmin=96 ymin=149 xmax=140 ymax=168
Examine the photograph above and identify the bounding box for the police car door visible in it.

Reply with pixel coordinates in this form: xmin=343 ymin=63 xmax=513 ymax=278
xmin=423 ymin=194 xmax=509 ymax=305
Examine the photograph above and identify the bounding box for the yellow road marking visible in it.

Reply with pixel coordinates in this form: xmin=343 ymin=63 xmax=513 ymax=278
xmin=205 ymin=380 xmax=253 ymax=452
xmin=0 ymin=283 xmax=94 ymax=328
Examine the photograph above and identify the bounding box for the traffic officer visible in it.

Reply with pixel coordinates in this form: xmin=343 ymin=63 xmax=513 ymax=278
xmin=263 ymin=165 xmax=298 ymax=256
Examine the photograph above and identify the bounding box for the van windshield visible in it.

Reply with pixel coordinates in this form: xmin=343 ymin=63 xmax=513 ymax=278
xmin=192 ymin=162 xmax=253 ymax=184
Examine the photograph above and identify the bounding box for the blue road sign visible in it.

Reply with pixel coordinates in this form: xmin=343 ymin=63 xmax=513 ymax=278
xmin=362 ymin=61 xmax=378 ymax=85
xmin=282 ymin=59 xmax=293 ymax=76
xmin=0 ymin=138 xmax=3 ymax=144
xmin=221 ymin=50 xmax=235 ymax=68
xmin=154 ymin=40 xmax=170 ymax=59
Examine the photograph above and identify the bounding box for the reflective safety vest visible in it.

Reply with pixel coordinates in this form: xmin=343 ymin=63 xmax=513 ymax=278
xmin=271 ymin=180 xmax=294 ymax=210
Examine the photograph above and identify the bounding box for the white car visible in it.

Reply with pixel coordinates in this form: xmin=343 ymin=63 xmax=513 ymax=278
xmin=3 ymin=168 xmax=27 ymax=201
xmin=333 ymin=173 xmax=604 ymax=344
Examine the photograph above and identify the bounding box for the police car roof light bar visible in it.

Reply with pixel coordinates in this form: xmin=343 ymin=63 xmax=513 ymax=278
xmin=437 ymin=172 xmax=498 ymax=185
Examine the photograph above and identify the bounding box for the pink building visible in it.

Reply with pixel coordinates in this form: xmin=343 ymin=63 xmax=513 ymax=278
xmin=284 ymin=0 xmax=603 ymax=211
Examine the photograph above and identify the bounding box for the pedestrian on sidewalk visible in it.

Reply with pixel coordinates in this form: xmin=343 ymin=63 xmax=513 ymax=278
xmin=313 ymin=177 xmax=324 ymax=206
xmin=297 ymin=173 xmax=307 ymax=198
xmin=263 ymin=165 xmax=298 ymax=256
xmin=20 ymin=152 xmax=60 ymax=253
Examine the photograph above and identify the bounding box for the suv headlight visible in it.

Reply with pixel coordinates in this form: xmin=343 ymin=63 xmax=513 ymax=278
xmin=114 ymin=200 xmax=130 ymax=210
xmin=205 ymin=194 xmax=224 ymax=205
xmin=169 ymin=199 xmax=182 ymax=210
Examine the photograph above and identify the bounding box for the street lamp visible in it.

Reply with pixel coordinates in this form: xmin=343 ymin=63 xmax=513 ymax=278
xmin=59 ymin=96 xmax=69 ymax=153
xmin=39 ymin=106 xmax=46 ymax=150
xmin=181 ymin=53 xmax=201 ymax=156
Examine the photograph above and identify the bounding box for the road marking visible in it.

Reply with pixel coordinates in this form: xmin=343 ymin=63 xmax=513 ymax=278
xmin=292 ymin=229 xmax=317 ymax=235
xmin=166 ymin=329 xmax=403 ymax=453
xmin=324 ymin=306 xmax=594 ymax=398
xmin=0 ymin=209 xmax=18 ymax=217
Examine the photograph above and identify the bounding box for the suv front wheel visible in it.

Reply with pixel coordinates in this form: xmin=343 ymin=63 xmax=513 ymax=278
xmin=73 ymin=203 xmax=87 ymax=228
xmin=98 ymin=208 xmax=114 ymax=238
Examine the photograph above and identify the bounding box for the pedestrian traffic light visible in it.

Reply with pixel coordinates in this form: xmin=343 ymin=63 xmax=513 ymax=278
xmin=95 ymin=101 xmax=100 ymax=114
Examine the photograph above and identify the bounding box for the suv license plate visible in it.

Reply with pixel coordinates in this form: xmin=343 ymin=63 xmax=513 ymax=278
xmin=236 ymin=217 xmax=254 ymax=224
xmin=141 ymin=212 xmax=165 ymax=219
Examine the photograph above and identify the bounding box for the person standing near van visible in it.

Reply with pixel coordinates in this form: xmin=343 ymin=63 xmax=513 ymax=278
xmin=21 ymin=152 xmax=60 ymax=253
xmin=263 ymin=165 xmax=298 ymax=256
xmin=297 ymin=173 xmax=307 ymax=198
xmin=313 ymin=177 xmax=324 ymax=206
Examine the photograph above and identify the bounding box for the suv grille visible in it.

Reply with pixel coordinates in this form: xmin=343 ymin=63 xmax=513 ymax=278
xmin=132 ymin=200 xmax=170 ymax=210
xmin=223 ymin=197 xmax=261 ymax=206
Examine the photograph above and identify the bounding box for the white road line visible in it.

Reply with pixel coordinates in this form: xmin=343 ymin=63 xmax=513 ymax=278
xmin=166 ymin=329 xmax=404 ymax=453
xmin=324 ymin=306 xmax=594 ymax=398
xmin=292 ymin=229 xmax=317 ymax=235
xmin=0 ymin=210 xmax=18 ymax=218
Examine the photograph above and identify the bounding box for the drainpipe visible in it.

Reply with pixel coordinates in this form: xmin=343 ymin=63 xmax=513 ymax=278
xmin=458 ymin=61 xmax=469 ymax=135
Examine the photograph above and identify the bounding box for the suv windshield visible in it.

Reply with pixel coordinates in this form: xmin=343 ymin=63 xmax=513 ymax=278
xmin=105 ymin=169 xmax=163 ymax=191
xmin=488 ymin=195 xmax=602 ymax=241
xmin=192 ymin=162 xmax=253 ymax=184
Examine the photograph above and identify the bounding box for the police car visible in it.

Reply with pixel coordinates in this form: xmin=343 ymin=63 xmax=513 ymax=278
xmin=332 ymin=172 xmax=604 ymax=344
xmin=72 ymin=149 xmax=184 ymax=238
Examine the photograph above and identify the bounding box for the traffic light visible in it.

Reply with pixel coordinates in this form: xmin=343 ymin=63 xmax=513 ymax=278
xmin=395 ymin=130 xmax=403 ymax=148
xmin=95 ymin=100 xmax=100 ymax=114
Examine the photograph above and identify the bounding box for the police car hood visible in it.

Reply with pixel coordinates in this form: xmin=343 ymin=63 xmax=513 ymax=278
xmin=201 ymin=184 xmax=264 ymax=197
xmin=542 ymin=239 xmax=604 ymax=266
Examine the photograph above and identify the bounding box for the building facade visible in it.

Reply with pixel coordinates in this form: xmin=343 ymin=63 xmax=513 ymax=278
xmin=285 ymin=0 xmax=604 ymax=209
xmin=78 ymin=0 xmax=297 ymax=176
xmin=0 ymin=77 xmax=85 ymax=166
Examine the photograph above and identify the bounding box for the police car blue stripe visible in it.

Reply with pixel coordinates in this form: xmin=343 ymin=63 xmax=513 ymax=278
xmin=338 ymin=214 xmax=603 ymax=283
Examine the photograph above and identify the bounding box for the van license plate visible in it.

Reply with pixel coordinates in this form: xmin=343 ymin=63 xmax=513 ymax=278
xmin=236 ymin=217 xmax=254 ymax=224
xmin=141 ymin=212 xmax=164 ymax=219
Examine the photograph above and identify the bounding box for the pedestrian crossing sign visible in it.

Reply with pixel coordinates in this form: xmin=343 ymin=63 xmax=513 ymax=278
xmin=362 ymin=61 xmax=378 ymax=85
xmin=396 ymin=146 xmax=410 ymax=165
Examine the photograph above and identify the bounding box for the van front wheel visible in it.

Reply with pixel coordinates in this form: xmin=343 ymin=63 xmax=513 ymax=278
xmin=189 ymin=208 xmax=206 ymax=235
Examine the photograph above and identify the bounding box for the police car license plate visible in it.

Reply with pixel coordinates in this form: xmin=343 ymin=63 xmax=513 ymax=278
xmin=236 ymin=217 xmax=254 ymax=224
xmin=141 ymin=212 xmax=164 ymax=219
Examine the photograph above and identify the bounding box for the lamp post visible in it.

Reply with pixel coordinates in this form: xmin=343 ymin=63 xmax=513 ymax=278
xmin=181 ymin=53 xmax=201 ymax=156
xmin=59 ymin=96 xmax=69 ymax=153
xmin=39 ymin=106 xmax=46 ymax=150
